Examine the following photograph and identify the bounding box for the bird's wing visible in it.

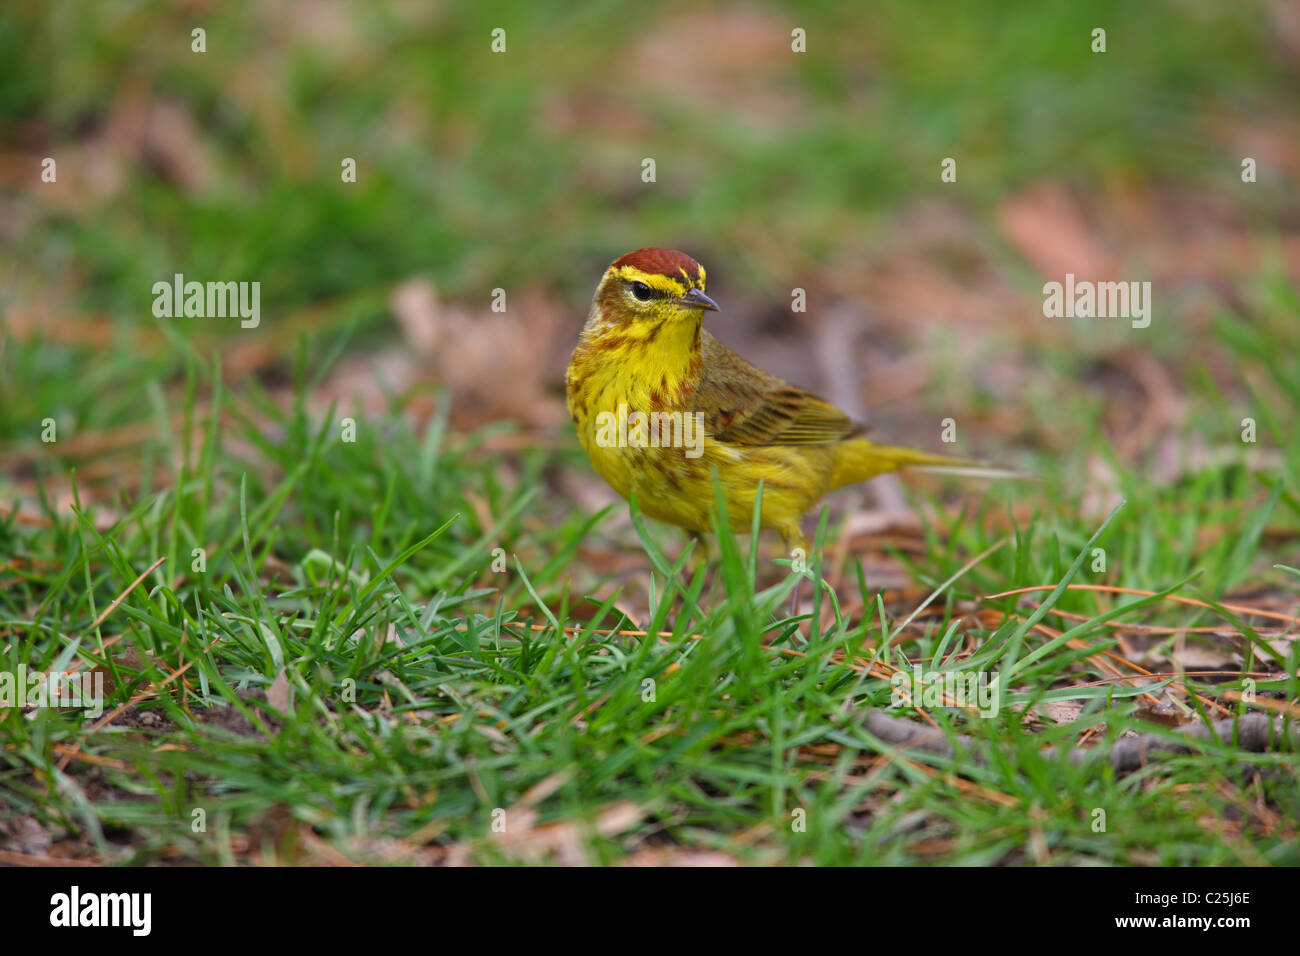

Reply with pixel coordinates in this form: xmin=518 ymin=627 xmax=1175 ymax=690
xmin=693 ymin=332 xmax=866 ymax=446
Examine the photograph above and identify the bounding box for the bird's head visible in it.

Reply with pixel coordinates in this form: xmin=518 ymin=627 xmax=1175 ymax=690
xmin=584 ymin=248 xmax=719 ymax=337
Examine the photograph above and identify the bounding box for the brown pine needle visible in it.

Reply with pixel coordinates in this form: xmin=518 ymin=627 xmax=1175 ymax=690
xmin=985 ymin=583 xmax=1299 ymax=624
xmin=1220 ymin=690 xmax=1300 ymax=718
xmin=56 ymin=632 xmax=221 ymax=772
xmin=85 ymin=555 xmax=168 ymax=641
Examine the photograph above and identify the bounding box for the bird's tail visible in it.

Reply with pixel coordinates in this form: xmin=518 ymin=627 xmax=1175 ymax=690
xmin=828 ymin=439 xmax=1025 ymax=491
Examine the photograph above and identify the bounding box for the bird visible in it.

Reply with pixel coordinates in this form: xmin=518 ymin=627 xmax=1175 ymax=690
xmin=565 ymin=247 xmax=1001 ymax=560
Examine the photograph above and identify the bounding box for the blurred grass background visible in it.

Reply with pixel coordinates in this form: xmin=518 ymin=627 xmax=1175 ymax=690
xmin=3 ymin=0 xmax=1297 ymax=417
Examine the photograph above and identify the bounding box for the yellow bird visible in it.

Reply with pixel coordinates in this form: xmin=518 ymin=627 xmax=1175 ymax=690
xmin=566 ymin=248 xmax=996 ymax=557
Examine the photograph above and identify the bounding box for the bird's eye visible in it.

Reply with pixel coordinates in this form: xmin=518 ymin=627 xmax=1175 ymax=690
xmin=630 ymin=281 xmax=653 ymax=301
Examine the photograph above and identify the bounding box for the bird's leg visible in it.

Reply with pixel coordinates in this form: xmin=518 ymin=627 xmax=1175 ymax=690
xmin=686 ymin=531 xmax=710 ymax=584
xmin=780 ymin=525 xmax=811 ymax=622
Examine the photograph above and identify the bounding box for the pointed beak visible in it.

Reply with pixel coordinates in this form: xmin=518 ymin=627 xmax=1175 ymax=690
xmin=677 ymin=287 xmax=719 ymax=312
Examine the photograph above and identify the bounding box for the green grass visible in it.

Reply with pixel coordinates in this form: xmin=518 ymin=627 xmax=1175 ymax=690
xmin=1 ymin=340 xmax=1296 ymax=864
